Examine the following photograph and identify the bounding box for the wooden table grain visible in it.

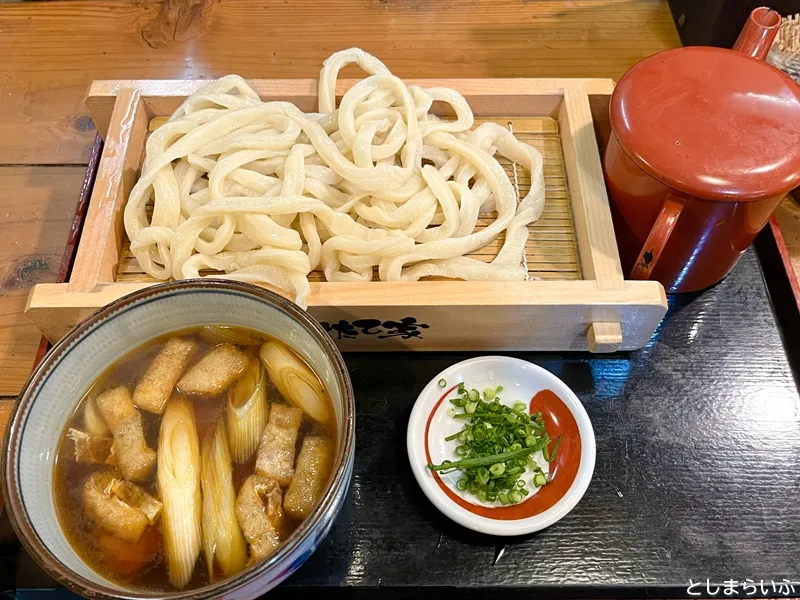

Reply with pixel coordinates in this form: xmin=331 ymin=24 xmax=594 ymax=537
xmin=0 ymin=0 xmax=798 ymax=587
xmin=0 ymin=167 xmax=85 ymax=395
xmin=1 ymin=0 xmax=681 ymax=166
xmin=774 ymin=191 xmax=800 ymax=310
xmin=0 ymin=0 xmax=682 ymax=402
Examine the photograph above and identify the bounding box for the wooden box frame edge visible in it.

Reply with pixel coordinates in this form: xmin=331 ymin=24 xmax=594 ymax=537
xmin=26 ymin=78 xmax=668 ymax=352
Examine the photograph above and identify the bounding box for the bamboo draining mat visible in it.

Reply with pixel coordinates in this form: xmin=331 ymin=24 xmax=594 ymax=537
xmin=116 ymin=117 xmax=581 ymax=283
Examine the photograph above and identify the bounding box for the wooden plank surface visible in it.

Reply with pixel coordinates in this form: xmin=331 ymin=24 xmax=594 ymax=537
xmin=68 ymin=90 xmax=148 ymax=292
xmin=0 ymin=0 xmax=681 ymax=165
xmin=0 ymin=0 xmax=682 ymax=395
xmin=0 ymin=167 xmax=85 ymax=396
xmin=87 ymin=78 xmax=615 ymax=137
xmin=558 ymin=83 xmax=624 ymax=290
xmin=773 ymin=192 xmax=800 ymax=311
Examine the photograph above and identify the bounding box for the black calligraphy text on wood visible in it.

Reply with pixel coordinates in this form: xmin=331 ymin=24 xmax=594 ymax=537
xmin=319 ymin=317 xmax=430 ymax=340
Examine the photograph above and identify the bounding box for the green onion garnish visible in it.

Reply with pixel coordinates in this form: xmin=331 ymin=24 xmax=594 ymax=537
xmin=489 ymin=463 xmax=505 ymax=476
xmin=428 ymin=385 xmax=557 ymax=505
xmin=438 ymin=378 xmax=447 ymax=388
xmin=543 ymin=435 xmax=562 ymax=463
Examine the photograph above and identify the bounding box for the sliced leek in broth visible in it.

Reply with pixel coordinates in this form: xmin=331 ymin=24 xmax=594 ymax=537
xmin=53 ymin=326 xmax=337 ymax=592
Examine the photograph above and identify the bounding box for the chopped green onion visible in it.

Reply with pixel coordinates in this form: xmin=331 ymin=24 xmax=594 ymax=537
xmin=528 ymin=436 xmax=549 ymax=452
xmin=445 ymin=428 xmax=466 ymax=442
xmin=428 ymin=382 xmax=557 ymax=505
xmin=476 ymin=467 xmax=490 ymax=486
xmin=496 ymin=386 xmax=504 ymax=393
xmin=543 ymin=435 xmax=562 ymax=462
xmin=429 ymin=447 xmax=538 ymax=471
xmin=489 ymin=463 xmax=505 ymax=476
xmin=438 ymin=378 xmax=447 ymax=388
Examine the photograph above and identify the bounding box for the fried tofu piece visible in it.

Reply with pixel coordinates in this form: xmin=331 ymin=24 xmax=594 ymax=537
xmin=133 ymin=337 xmax=198 ymax=414
xmin=95 ymin=387 xmax=157 ymax=483
xmin=284 ymin=436 xmax=335 ymax=520
xmin=66 ymin=428 xmax=114 ymax=465
xmin=109 ymin=479 xmax=162 ymax=524
xmin=235 ymin=475 xmax=287 ymax=565
xmin=254 ymin=404 xmax=303 ymax=487
xmin=83 ymin=471 xmax=149 ymax=543
xmin=177 ymin=344 xmax=250 ymax=396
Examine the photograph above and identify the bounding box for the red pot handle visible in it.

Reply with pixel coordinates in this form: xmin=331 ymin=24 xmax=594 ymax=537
xmin=629 ymin=193 xmax=686 ymax=280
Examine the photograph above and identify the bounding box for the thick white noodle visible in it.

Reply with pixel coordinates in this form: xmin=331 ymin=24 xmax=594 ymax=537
xmin=123 ymin=48 xmax=545 ymax=308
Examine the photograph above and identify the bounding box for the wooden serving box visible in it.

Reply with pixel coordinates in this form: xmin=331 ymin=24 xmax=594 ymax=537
xmin=26 ymin=78 xmax=666 ymax=352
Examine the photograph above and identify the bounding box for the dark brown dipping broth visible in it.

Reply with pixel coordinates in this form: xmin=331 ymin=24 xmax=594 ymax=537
xmin=53 ymin=326 xmax=337 ymax=592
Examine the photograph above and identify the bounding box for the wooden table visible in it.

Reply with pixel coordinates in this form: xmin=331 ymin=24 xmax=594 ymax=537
xmin=4 ymin=2 xmax=800 ymax=596
xmin=0 ymin=0 xmax=681 ymax=399
xmin=774 ymin=192 xmax=800 ymax=310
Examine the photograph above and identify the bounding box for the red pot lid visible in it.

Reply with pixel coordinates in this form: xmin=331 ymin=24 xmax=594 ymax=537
xmin=611 ymin=46 xmax=800 ymax=201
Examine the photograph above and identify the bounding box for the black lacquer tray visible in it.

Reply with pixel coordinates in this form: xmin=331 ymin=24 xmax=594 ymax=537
xmin=3 ymin=245 xmax=800 ymax=599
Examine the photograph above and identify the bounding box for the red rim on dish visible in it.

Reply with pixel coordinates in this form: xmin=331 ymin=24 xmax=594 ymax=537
xmin=423 ymin=385 xmax=581 ymax=520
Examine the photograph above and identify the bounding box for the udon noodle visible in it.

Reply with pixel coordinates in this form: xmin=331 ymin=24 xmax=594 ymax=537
xmin=124 ymin=49 xmax=545 ymax=308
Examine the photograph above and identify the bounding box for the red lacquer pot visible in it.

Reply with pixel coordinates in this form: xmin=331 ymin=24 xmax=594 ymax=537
xmin=604 ymin=7 xmax=800 ymax=293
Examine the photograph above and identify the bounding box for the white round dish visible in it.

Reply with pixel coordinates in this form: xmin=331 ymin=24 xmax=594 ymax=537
xmin=407 ymin=356 xmax=595 ymax=536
